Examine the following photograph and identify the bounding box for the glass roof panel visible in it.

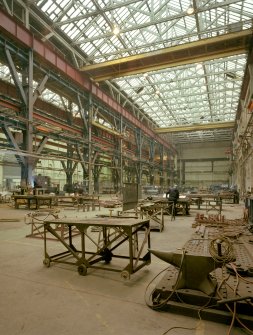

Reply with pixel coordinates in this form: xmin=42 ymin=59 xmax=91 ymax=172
xmin=112 ymin=53 xmax=247 ymax=129
xmin=33 ymin=0 xmax=253 ymax=142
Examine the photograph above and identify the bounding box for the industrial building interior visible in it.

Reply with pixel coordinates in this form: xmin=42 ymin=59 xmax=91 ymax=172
xmin=0 ymin=0 xmax=253 ymax=334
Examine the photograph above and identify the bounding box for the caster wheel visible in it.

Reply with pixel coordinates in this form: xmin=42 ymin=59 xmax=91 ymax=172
xmin=43 ymin=258 xmax=50 ymax=268
xmin=100 ymin=248 xmax=112 ymax=264
xmin=121 ymin=270 xmax=130 ymax=280
xmin=104 ymin=256 xmax=112 ymax=264
xmin=78 ymin=264 xmax=87 ymax=276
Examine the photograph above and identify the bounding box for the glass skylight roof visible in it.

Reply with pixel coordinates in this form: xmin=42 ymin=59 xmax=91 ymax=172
xmin=37 ymin=0 xmax=251 ymax=61
xmin=114 ymin=54 xmax=247 ymax=127
xmin=13 ymin=1 xmax=253 ymax=142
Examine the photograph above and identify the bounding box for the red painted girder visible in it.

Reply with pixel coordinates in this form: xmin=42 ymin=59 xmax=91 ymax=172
xmin=0 ymin=79 xmax=83 ymax=135
xmin=33 ymin=112 xmax=83 ymax=135
xmin=0 ymin=9 xmax=174 ymax=152
xmin=0 ymin=96 xmax=19 ymax=111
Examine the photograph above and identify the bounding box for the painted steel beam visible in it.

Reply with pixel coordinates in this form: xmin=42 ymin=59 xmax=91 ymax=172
xmin=0 ymin=81 xmax=84 ymax=137
xmin=5 ymin=48 xmax=27 ymax=105
xmin=0 ymin=9 xmax=174 ymax=153
xmin=77 ymin=94 xmax=88 ymax=132
xmin=34 ymin=112 xmax=83 ymax=136
xmin=80 ymin=29 xmax=252 ymax=81
xmin=32 ymin=74 xmax=49 ymax=105
xmin=1 ymin=123 xmax=26 ymax=165
xmin=0 ymin=97 xmax=19 ymax=111
xmin=92 ymin=121 xmax=122 ymax=137
xmin=154 ymin=121 xmax=235 ymax=133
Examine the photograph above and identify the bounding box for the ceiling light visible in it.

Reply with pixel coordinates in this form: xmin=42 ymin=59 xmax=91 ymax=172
xmin=112 ymin=25 xmax=120 ymax=35
xmin=187 ymin=5 xmax=194 ymax=15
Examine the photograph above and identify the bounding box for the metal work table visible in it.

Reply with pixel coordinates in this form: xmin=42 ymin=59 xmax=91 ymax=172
xmin=13 ymin=195 xmax=54 ymax=209
xmin=153 ymin=197 xmax=191 ymax=216
xmin=42 ymin=217 xmax=151 ymax=279
xmin=205 ymin=199 xmax=222 ymax=214
xmin=188 ymin=193 xmax=234 ymax=212
xmin=218 ymin=192 xmax=239 ymax=204
xmin=13 ymin=195 xmax=36 ymax=209
xmin=138 ymin=197 xmax=191 ymax=231
xmin=187 ymin=193 xmax=221 ymax=210
xmin=139 ymin=202 xmax=165 ymax=231
xmin=54 ymin=195 xmax=100 ymax=210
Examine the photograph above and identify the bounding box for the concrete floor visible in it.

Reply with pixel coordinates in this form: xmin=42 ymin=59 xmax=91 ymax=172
xmin=0 ymin=198 xmax=249 ymax=335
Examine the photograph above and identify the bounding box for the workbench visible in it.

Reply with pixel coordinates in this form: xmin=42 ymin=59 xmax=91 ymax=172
xmin=25 ymin=209 xmax=77 ymax=241
xmin=175 ymin=197 xmax=191 ymax=215
xmin=13 ymin=195 xmax=54 ymax=209
xmin=54 ymin=195 xmax=100 ymax=210
xmin=153 ymin=197 xmax=191 ymax=216
xmin=218 ymin=192 xmax=239 ymax=204
xmin=188 ymin=193 xmax=231 ymax=212
xmin=187 ymin=193 xmax=221 ymax=210
xmin=205 ymin=199 xmax=222 ymax=214
xmin=42 ymin=217 xmax=151 ymax=279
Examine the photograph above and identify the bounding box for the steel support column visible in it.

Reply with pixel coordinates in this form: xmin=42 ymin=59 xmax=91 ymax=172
xmin=61 ymin=147 xmax=78 ymax=192
xmin=159 ymin=145 xmax=165 ymax=190
xmin=23 ymin=49 xmax=34 ymax=187
xmin=88 ymin=93 xmax=93 ymax=194
xmin=119 ymin=115 xmax=123 ymax=192
xmin=149 ymin=141 xmax=155 ymax=185
xmin=135 ymin=129 xmax=142 ymax=186
xmin=32 ymin=135 xmax=49 ymax=168
xmin=4 ymin=47 xmax=34 ymax=186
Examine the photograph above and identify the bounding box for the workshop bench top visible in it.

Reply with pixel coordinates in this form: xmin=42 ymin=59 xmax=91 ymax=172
xmin=44 ymin=217 xmax=149 ymax=228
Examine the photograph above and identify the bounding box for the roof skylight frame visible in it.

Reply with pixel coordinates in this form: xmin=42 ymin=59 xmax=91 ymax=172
xmin=32 ymin=0 xmax=253 ymax=143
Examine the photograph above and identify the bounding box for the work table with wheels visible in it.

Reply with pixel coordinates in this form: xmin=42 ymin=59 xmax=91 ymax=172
xmin=42 ymin=217 xmax=151 ymax=279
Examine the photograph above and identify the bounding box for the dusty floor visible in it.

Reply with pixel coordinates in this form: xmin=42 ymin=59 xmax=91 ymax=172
xmin=0 ymin=198 xmax=251 ymax=335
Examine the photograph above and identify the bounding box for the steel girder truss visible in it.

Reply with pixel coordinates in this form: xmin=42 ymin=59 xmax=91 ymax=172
xmin=0 ymin=35 xmax=174 ymax=189
xmin=2 ymin=0 xmax=251 ymax=144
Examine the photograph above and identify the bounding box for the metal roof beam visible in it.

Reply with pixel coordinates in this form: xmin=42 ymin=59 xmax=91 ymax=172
xmin=81 ymin=29 xmax=252 ymax=81
xmin=154 ymin=121 xmax=235 ymax=133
